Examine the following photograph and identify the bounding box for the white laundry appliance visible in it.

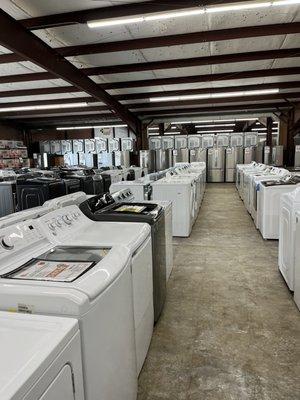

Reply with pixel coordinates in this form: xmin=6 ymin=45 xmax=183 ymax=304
xmin=247 ymin=168 xmax=290 ymax=221
xmin=257 ymin=176 xmax=300 ymax=240
xmin=172 ymin=167 xmax=201 ymax=216
xmin=0 ymin=311 xmax=84 ymax=400
xmin=0 ymin=208 xmax=151 ymax=400
xmin=129 ymin=166 xmax=146 ymax=179
xmin=109 ymin=178 xmax=152 ymax=201
xmin=242 ymin=166 xmax=277 ymax=212
xmin=278 ymin=187 xmax=300 ymax=290
xmin=236 ymin=163 xmax=264 ymax=199
xmin=111 ymin=188 xmax=174 ymax=281
xmin=293 ymin=211 xmax=300 ymax=310
xmin=151 ymin=176 xmax=195 ymax=237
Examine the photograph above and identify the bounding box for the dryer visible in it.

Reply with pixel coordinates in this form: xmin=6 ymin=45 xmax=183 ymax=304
xmin=278 ymin=187 xmax=300 ymax=290
xmin=0 ymin=211 xmax=141 ymax=400
xmin=0 ymin=311 xmax=84 ymax=400
xmin=152 ymin=176 xmax=195 ymax=237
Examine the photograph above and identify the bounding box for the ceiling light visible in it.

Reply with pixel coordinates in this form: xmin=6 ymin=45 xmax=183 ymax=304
xmin=87 ymin=1 xmax=294 ymax=29
xmin=0 ymin=102 xmax=88 ymax=113
xmin=206 ymin=2 xmax=271 ymax=13
xmin=150 ymin=89 xmax=279 ymax=102
xmin=56 ymin=124 xmax=127 ymax=131
xmin=196 ymin=129 xmax=234 ymax=133
xmin=235 ymin=118 xmax=258 ymax=121
xmin=165 ymin=131 xmax=181 ymax=135
xmin=251 ymin=128 xmax=278 ymax=131
xmin=195 ymin=124 xmax=235 ymax=128
xmin=148 ymin=127 xmax=159 ymax=131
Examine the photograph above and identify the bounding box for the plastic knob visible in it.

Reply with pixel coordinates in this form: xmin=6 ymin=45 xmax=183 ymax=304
xmin=1 ymin=237 xmax=14 ymax=250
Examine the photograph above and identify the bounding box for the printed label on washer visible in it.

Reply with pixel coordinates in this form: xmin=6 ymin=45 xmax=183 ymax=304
xmin=8 ymin=260 xmax=94 ymax=282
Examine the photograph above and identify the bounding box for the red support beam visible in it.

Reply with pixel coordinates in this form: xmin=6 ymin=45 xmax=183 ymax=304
xmin=2 ymin=22 xmax=300 ymax=64
xmin=1 ymin=67 xmax=299 ymax=97
xmin=1 ymin=47 xmax=299 ymax=84
xmin=0 ymin=9 xmax=141 ymax=133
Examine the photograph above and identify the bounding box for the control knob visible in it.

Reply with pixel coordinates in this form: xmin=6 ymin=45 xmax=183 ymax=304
xmin=62 ymin=215 xmax=72 ymax=225
xmin=1 ymin=236 xmax=14 ymax=250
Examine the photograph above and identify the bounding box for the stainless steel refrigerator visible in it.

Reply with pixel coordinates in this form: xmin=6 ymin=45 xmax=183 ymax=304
xmin=244 ymin=147 xmax=256 ymax=164
xmin=207 ymin=148 xmax=225 ymax=183
xmin=272 ymin=145 xmax=284 ymax=166
xmin=225 ymin=147 xmax=243 ymax=182
xmin=189 ymin=148 xmax=207 ymax=163
xmin=264 ymin=146 xmax=272 ymax=165
xmin=173 ymin=136 xmax=189 ymax=165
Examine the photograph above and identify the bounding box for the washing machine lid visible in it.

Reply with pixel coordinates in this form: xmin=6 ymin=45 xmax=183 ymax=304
xmin=0 ymin=311 xmax=78 ymax=400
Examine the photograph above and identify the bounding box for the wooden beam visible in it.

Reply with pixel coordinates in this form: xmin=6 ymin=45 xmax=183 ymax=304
xmin=0 ymin=9 xmax=141 ymax=133
xmin=1 ymin=48 xmax=299 ymax=84
xmin=2 ymin=22 xmax=300 ymax=64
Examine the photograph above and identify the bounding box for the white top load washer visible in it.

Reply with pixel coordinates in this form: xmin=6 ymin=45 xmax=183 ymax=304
xmin=243 ymin=167 xmax=277 ymax=212
xmin=278 ymin=187 xmax=300 ymax=290
xmin=109 ymin=178 xmax=152 ymax=201
xmin=236 ymin=162 xmax=257 ymax=193
xmin=0 ymin=312 xmax=84 ymax=400
xmin=249 ymin=168 xmax=290 ymax=223
xmin=152 ymin=177 xmax=195 ymax=237
xmin=172 ymin=168 xmax=201 ymax=216
xmin=257 ymin=175 xmax=300 ymax=240
xmin=239 ymin=163 xmax=266 ymax=200
xmin=293 ymin=211 xmax=300 ymax=310
xmin=0 ymin=208 xmax=148 ymax=400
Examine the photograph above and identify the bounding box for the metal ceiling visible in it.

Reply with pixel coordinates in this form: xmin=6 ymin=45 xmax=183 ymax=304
xmin=0 ymin=0 xmax=299 ymax=130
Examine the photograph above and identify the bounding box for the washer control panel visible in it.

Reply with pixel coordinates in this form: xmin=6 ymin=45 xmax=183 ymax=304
xmin=40 ymin=206 xmax=86 ymax=239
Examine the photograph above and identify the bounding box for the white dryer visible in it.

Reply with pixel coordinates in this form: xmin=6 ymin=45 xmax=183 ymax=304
xmin=278 ymin=187 xmax=300 ymax=290
xmin=239 ymin=163 xmax=267 ymax=200
xmin=152 ymin=177 xmax=195 ymax=237
xmin=293 ymin=211 xmax=300 ymax=310
xmin=0 ymin=311 xmax=84 ymax=400
xmin=257 ymin=176 xmax=300 ymax=240
xmin=0 ymin=211 xmax=142 ymax=400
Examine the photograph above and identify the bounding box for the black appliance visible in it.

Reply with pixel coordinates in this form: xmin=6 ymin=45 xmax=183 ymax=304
xmin=79 ymin=194 xmax=167 ymax=322
xmin=16 ymin=176 xmax=66 ymax=210
xmin=59 ymin=168 xmax=95 ymax=195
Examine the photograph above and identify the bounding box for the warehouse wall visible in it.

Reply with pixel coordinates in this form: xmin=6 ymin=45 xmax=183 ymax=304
xmin=0 ymin=123 xmax=23 ymax=141
xmin=30 ymin=128 xmax=94 ymax=141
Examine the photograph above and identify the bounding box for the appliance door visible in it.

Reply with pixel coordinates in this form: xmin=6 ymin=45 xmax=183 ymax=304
xmin=38 ymin=364 xmax=75 ymax=400
xmin=155 ymin=149 xmax=167 ymax=171
xmin=226 ymin=148 xmax=235 ymax=169
xmin=165 ymin=149 xmax=173 ymax=168
xmin=244 ymin=147 xmax=255 ymax=164
xmin=208 ymin=149 xmax=225 ymax=182
xmin=173 ymin=148 xmax=189 ymax=164
xmin=190 ymin=148 xmax=206 ymax=163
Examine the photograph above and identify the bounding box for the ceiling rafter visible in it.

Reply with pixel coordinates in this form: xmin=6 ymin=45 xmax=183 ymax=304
xmin=1 ymin=67 xmax=299 ymax=99
xmin=2 ymin=22 xmax=300 ymax=64
xmin=2 ymin=92 xmax=300 ymax=118
xmin=1 ymin=47 xmax=299 ymax=84
xmin=20 ymin=0 xmax=244 ymax=30
xmin=2 ymin=82 xmax=300 ymax=109
xmin=0 ymin=9 xmax=141 ymax=133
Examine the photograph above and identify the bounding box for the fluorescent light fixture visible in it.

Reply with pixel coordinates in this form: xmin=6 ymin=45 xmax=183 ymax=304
xmin=87 ymin=1 xmax=295 ymax=29
xmin=171 ymin=118 xmax=258 ymax=124
xmin=148 ymin=127 xmax=159 ymax=131
xmin=206 ymin=2 xmax=271 ymax=13
xmin=56 ymin=124 xmax=127 ymax=131
xmin=0 ymin=102 xmax=88 ymax=113
xmin=197 ymin=129 xmax=234 ymax=133
xmin=165 ymin=131 xmax=181 ymax=135
xmin=251 ymin=128 xmax=278 ymax=131
xmin=150 ymin=89 xmax=279 ymax=102
xmin=195 ymin=124 xmax=235 ymax=128
xmin=235 ymin=118 xmax=258 ymax=121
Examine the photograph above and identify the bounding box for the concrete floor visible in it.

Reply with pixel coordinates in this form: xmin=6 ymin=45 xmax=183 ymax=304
xmin=138 ymin=183 xmax=300 ymax=400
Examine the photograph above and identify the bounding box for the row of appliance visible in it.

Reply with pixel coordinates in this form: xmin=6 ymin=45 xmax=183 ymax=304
xmin=141 ymin=146 xmax=284 ymax=183
xmin=38 ymin=137 xmax=136 ymax=168
xmin=236 ymin=162 xmax=300 ymax=311
xmin=0 ymin=184 xmax=175 ymax=400
xmin=0 ymin=166 xmax=147 ymax=218
xmin=236 ymin=162 xmax=300 ymax=240
xmin=109 ymin=162 xmax=206 ymax=237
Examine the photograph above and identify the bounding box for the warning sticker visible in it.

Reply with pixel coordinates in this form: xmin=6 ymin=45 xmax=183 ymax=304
xmin=8 ymin=260 xmax=94 ymax=282
xmin=115 ymin=205 xmax=146 ymax=213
